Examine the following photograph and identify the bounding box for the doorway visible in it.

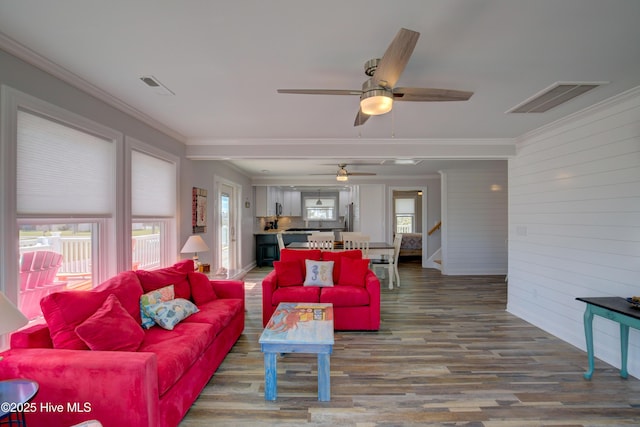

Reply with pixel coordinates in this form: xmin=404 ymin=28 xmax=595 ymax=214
xmin=216 ymin=178 xmax=240 ymax=272
xmin=389 ymin=186 xmax=428 ymax=267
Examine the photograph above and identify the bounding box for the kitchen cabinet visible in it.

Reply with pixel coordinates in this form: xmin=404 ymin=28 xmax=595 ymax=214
xmin=282 ymin=190 xmax=301 ymax=216
xmin=255 ymin=186 xmax=284 ymax=217
xmin=256 ymin=232 xmax=313 ymax=266
xmin=256 ymin=234 xmax=278 ymax=267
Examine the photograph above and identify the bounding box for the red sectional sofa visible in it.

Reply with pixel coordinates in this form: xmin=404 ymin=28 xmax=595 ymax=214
xmin=262 ymin=249 xmax=380 ymax=330
xmin=0 ymin=260 xmax=244 ymax=427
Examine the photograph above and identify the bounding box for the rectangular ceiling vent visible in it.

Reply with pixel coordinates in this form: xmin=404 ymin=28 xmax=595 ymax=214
xmin=139 ymin=75 xmax=175 ymax=96
xmin=506 ymin=81 xmax=607 ymax=113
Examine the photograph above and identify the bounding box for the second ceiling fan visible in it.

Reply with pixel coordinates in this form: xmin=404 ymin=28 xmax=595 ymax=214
xmin=278 ymin=28 xmax=473 ymax=126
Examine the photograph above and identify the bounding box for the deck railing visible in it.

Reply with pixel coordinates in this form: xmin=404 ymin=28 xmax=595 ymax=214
xmin=19 ymin=234 xmax=161 ymax=275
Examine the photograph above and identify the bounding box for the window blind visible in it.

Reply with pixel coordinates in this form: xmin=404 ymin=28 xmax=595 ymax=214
xmin=16 ymin=110 xmax=114 ymax=215
xmin=131 ymin=150 xmax=176 ymax=217
xmin=395 ymin=198 xmax=415 ymax=214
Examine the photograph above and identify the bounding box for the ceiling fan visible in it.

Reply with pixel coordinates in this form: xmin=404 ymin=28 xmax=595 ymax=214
xmin=312 ymin=164 xmax=376 ymax=182
xmin=278 ymin=28 xmax=473 ymax=126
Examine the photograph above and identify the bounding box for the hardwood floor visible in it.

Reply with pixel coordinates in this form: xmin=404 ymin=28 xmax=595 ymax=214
xmin=180 ymin=259 xmax=640 ymax=426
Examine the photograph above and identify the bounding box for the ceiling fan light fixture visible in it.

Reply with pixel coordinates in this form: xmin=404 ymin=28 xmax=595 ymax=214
xmin=336 ymin=167 xmax=349 ymax=182
xmin=360 ymin=90 xmax=393 ymax=115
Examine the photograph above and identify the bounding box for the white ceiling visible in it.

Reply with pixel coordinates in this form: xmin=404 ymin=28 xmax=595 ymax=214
xmin=1 ymin=0 xmax=640 ymax=180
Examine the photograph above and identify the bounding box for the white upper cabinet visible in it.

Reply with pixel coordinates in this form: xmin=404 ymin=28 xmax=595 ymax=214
xmin=283 ymin=190 xmax=301 ymax=216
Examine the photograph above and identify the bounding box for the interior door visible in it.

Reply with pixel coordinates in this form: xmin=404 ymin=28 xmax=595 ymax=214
xmin=218 ymin=181 xmax=238 ymax=272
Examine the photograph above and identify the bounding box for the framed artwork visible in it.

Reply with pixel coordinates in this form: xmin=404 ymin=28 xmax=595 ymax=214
xmin=192 ymin=187 xmax=207 ymax=233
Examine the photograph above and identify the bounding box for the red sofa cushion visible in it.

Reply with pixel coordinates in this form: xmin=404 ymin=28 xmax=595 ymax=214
xmin=273 ymin=260 xmax=304 ymax=286
xmin=338 ymin=257 xmax=370 ymax=287
xmin=279 ymin=249 xmax=321 ymax=276
xmin=136 ymin=263 xmax=191 ymax=300
xmin=40 ymin=270 xmax=143 ymax=350
xmin=75 ymin=294 xmax=145 ymax=351
xmin=320 ymin=286 xmax=370 ymax=307
xmin=321 ymin=250 xmax=362 ymax=283
xmin=137 ymin=321 xmax=215 ymax=395
xmin=188 ymin=271 xmax=217 ymax=305
xmin=271 ymin=286 xmax=320 ymax=306
xmin=183 ymin=298 xmax=243 ymax=336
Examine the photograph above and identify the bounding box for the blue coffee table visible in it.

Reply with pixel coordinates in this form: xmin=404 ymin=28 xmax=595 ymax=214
xmin=259 ymin=302 xmax=334 ymax=401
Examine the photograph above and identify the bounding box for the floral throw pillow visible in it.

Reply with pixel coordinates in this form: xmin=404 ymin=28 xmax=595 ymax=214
xmin=140 ymin=285 xmax=174 ymax=329
xmin=303 ymin=260 xmax=334 ymax=287
xmin=142 ymin=298 xmax=199 ymax=330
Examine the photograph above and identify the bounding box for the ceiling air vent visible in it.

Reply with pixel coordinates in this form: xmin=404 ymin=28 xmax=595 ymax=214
xmin=139 ymin=75 xmax=175 ymax=96
xmin=507 ymin=82 xmax=607 ymax=113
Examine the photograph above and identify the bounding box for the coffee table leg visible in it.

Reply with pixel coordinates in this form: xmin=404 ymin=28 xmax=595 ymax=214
xmin=317 ymin=353 xmax=331 ymax=401
xmin=264 ymin=352 xmax=277 ymax=400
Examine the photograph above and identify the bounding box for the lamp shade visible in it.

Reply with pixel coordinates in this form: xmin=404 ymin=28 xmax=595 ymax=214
xmin=0 ymin=291 xmax=28 ymax=336
xmin=180 ymin=235 xmax=209 ymax=254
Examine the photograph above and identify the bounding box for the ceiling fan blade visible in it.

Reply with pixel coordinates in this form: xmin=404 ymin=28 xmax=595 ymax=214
xmin=393 ymin=87 xmax=473 ymax=102
xmin=371 ymin=28 xmax=420 ymax=89
xmin=347 ymin=172 xmax=376 ymax=176
xmin=354 ymin=109 xmax=370 ymax=127
xmin=277 ymin=89 xmax=361 ymax=95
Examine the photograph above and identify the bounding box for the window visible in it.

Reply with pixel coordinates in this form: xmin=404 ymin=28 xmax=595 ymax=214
xmin=303 ymin=196 xmax=337 ymax=221
xmin=15 ymin=108 xmax=117 ymax=319
xmin=395 ymin=198 xmax=415 ymax=233
xmin=131 ymin=149 xmax=177 ymax=270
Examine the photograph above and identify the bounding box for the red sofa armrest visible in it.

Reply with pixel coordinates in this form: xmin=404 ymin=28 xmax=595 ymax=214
xmin=261 ymin=270 xmax=278 ymax=326
xmin=210 ymin=279 xmax=244 ymax=300
xmin=10 ymin=323 xmax=53 ymax=349
xmin=0 ymin=348 xmax=158 ymax=427
xmin=364 ymin=270 xmax=381 ymax=329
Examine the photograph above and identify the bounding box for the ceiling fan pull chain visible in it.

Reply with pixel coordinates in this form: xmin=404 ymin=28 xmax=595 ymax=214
xmin=391 ymin=107 xmax=395 ymax=138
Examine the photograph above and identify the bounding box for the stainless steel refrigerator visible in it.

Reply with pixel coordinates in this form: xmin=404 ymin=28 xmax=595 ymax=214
xmin=344 ymin=202 xmax=354 ymax=232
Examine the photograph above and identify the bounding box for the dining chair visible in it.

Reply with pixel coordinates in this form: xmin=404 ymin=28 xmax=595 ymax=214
xmin=339 ymin=231 xmax=362 ymax=241
xmin=343 ymin=235 xmax=370 ymax=258
xmin=371 ymin=233 xmax=402 ymax=287
xmin=307 ymin=234 xmax=334 ymax=250
xmin=276 ymin=233 xmax=285 ymax=251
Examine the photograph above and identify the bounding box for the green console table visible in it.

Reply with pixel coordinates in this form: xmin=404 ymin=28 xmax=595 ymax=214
xmin=576 ymin=297 xmax=640 ymax=380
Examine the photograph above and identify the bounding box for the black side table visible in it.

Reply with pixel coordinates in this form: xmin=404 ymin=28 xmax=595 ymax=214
xmin=0 ymin=379 xmax=39 ymax=426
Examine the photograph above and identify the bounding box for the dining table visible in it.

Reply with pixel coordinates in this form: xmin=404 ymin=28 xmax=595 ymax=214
xmin=285 ymin=241 xmax=396 ymax=289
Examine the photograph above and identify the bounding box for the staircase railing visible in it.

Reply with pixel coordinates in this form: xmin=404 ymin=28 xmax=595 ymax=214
xmin=428 ymin=221 xmax=442 ymax=236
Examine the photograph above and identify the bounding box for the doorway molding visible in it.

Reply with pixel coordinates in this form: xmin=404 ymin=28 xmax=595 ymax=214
xmin=213 ymin=175 xmax=242 ymax=273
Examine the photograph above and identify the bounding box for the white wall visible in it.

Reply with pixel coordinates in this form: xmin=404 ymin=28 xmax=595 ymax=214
xmin=440 ymin=166 xmax=508 ymax=275
xmin=508 ymin=88 xmax=640 ymax=378
xmin=358 ymin=184 xmax=387 ymax=241
xmin=181 ymin=160 xmax=254 ymax=272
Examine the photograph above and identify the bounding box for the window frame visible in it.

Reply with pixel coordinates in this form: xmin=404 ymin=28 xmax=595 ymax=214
xmin=302 ymin=196 xmax=338 ymax=221
xmin=126 ymin=137 xmax=179 ymax=271
xmin=1 ymin=87 xmax=179 ymax=341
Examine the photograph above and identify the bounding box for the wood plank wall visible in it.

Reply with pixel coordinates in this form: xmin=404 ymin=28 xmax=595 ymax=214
xmin=441 ymin=167 xmax=508 ymax=275
xmin=508 ymin=88 xmax=640 ymax=379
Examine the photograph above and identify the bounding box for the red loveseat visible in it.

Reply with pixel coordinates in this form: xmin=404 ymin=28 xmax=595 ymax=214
xmin=0 ymin=260 xmax=244 ymax=427
xmin=262 ymin=249 xmax=380 ymax=330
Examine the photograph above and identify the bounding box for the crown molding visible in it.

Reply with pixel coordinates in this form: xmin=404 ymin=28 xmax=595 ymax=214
xmin=0 ymin=32 xmax=186 ymax=143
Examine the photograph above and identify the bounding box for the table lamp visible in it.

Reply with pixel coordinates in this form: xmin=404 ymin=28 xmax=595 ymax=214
xmin=180 ymin=235 xmax=209 ymax=269
xmin=0 ymin=292 xmax=28 ymax=358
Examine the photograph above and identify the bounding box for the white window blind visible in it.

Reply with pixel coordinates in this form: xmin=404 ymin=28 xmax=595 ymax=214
xmin=17 ymin=110 xmax=114 ymax=215
xmin=131 ymin=150 xmax=176 ymax=217
xmin=395 ymin=198 xmax=415 ymax=214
